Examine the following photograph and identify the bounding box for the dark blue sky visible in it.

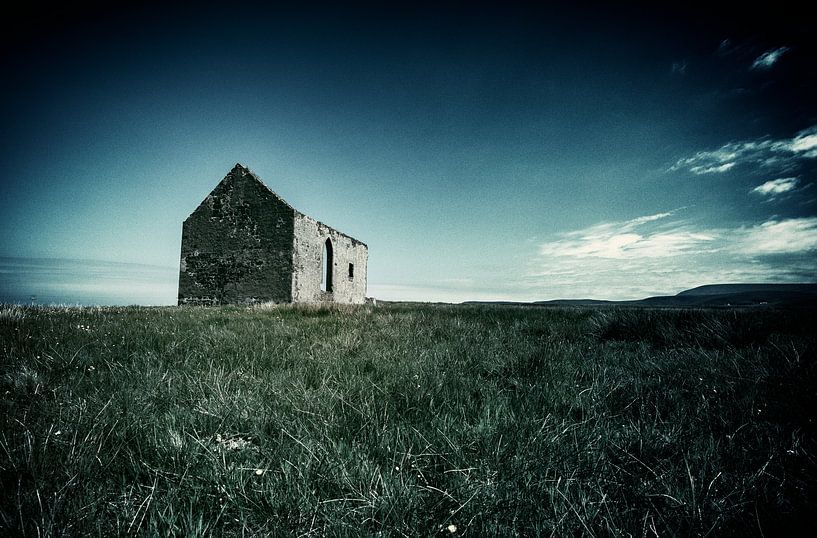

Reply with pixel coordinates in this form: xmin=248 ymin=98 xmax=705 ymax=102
xmin=2 ymin=2 xmax=815 ymax=302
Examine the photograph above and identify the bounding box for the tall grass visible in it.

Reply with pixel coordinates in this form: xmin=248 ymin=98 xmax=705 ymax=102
xmin=1 ymin=304 xmax=815 ymax=536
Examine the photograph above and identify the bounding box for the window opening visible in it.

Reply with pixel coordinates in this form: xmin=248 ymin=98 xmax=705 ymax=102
xmin=321 ymin=238 xmax=333 ymax=292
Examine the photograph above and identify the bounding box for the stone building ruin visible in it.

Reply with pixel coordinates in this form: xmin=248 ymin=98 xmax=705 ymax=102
xmin=178 ymin=164 xmax=368 ymax=305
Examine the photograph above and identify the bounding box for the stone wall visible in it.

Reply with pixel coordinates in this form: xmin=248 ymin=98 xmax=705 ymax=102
xmin=178 ymin=165 xmax=295 ymax=305
xmin=291 ymin=213 xmax=368 ymax=304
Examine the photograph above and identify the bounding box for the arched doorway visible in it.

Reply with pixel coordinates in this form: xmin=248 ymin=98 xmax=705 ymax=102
xmin=321 ymin=238 xmax=333 ymax=292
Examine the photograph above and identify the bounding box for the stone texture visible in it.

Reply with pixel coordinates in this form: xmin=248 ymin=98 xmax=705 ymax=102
xmin=178 ymin=164 xmax=367 ymax=305
xmin=292 ymin=213 xmax=368 ymax=304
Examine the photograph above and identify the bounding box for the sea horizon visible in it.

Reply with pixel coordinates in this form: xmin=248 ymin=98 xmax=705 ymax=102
xmin=0 ymin=256 xmax=178 ymax=306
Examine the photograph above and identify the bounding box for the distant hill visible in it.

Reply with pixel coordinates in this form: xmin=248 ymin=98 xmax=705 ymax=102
xmin=464 ymin=283 xmax=817 ymax=308
xmin=678 ymin=284 xmax=817 ymax=295
xmin=637 ymin=290 xmax=815 ymax=307
xmin=678 ymin=283 xmax=817 ymax=296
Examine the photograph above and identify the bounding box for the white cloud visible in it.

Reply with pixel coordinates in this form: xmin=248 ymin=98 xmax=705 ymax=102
xmin=670 ymin=124 xmax=817 ymax=175
xmin=529 ymin=213 xmax=817 ymax=300
xmin=750 ymin=46 xmax=790 ymax=70
xmin=538 ymin=212 xmax=716 ymax=261
xmin=736 ymin=217 xmax=817 ymax=254
xmin=538 ymin=230 xmax=716 ymax=260
xmin=628 ymin=211 xmax=675 ymax=225
xmin=690 ymin=162 xmax=736 ymax=175
xmin=632 ymin=231 xmax=719 ymax=256
xmin=788 ymin=126 xmax=817 ymax=155
xmin=751 ymin=177 xmax=799 ymax=196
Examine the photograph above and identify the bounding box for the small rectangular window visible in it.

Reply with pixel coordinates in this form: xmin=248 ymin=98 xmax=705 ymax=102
xmin=348 ymin=263 xmax=354 ymax=279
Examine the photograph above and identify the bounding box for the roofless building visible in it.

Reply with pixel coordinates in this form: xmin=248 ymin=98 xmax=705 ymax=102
xmin=178 ymin=164 xmax=367 ymax=305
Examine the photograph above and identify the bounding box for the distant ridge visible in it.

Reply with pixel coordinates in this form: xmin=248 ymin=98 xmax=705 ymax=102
xmin=677 ymin=283 xmax=817 ymax=296
xmin=464 ymin=283 xmax=817 ymax=308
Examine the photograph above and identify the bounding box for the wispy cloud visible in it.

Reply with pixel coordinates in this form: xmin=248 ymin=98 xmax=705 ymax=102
xmin=529 ymin=212 xmax=817 ymax=300
xmin=750 ymin=46 xmax=790 ymax=70
xmin=670 ymin=124 xmax=817 ymax=175
xmin=789 ymin=126 xmax=817 ymax=155
xmin=751 ymin=177 xmax=799 ymax=196
xmin=716 ymin=38 xmax=752 ymax=59
xmin=691 ymin=162 xmax=735 ymax=175
xmin=737 ymin=217 xmax=817 ymax=254
xmin=538 ymin=211 xmax=714 ymax=260
xmin=628 ymin=211 xmax=675 ymax=225
xmin=717 ymin=39 xmax=734 ymax=56
xmin=671 ymin=60 xmax=687 ymax=75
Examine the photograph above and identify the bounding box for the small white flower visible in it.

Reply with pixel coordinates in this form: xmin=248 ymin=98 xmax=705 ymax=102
xmin=447 ymin=524 xmax=457 ymax=533
xmin=255 ymin=469 xmax=264 ymax=476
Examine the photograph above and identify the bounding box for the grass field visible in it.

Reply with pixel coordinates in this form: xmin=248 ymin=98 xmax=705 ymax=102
xmin=1 ymin=303 xmax=815 ymax=536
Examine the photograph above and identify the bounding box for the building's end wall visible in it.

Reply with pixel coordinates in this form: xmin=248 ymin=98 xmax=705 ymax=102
xmin=178 ymin=168 xmax=295 ymax=305
xmin=292 ymin=214 xmax=368 ymax=304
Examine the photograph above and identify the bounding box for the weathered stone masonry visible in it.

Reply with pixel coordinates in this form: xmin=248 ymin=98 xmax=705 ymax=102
xmin=178 ymin=164 xmax=367 ymax=305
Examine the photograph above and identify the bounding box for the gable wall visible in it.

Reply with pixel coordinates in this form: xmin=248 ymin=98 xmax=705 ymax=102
xmin=178 ymin=169 xmax=295 ymax=304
